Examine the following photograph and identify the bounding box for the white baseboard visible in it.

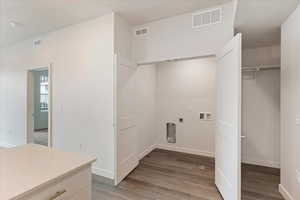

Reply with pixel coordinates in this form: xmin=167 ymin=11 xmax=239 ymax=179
xmin=0 ymin=142 xmax=16 ymax=148
xmin=156 ymin=144 xmax=214 ymax=157
xmin=279 ymin=184 xmax=294 ymax=200
xmin=138 ymin=144 xmax=156 ymax=160
xmin=92 ymin=167 xmax=114 ymax=180
xmin=242 ymin=158 xmax=280 ymax=168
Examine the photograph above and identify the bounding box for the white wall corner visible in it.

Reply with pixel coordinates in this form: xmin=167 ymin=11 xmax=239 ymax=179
xmin=279 ymin=184 xmax=295 ymax=200
xmin=92 ymin=167 xmax=114 ymax=180
xmin=232 ymin=0 xmax=239 ymax=26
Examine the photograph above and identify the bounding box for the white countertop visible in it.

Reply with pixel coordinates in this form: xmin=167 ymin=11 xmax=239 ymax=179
xmin=0 ymin=144 xmax=96 ymax=200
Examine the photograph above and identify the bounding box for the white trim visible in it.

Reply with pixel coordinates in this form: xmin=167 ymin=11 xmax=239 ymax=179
xmin=0 ymin=142 xmax=16 ymax=148
xmin=138 ymin=144 xmax=156 ymax=160
xmin=25 ymin=64 xmax=53 ymax=148
xmin=113 ymin=54 xmax=118 ymax=186
xmin=242 ymin=158 xmax=280 ymax=169
xmin=279 ymin=184 xmax=295 ymax=200
xmin=156 ymin=144 xmax=214 ymax=157
xmin=48 ymin=63 xmax=53 ymax=147
xmin=92 ymin=167 xmax=114 ymax=180
xmin=137 ymin=54 xmax=215 ymax=66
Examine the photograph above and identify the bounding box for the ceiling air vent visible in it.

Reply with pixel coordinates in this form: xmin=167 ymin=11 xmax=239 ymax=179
xmin=135 ymin=28 xmax=148 ymax=36
xmin=192 ymin=8 xmax=222 ymax=28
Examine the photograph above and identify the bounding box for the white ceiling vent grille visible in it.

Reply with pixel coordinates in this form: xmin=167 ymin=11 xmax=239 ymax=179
xmin=135 ymin=28 xmax=148 ymax=36
xmin=192 ymin=8 xmax=222 ymax=28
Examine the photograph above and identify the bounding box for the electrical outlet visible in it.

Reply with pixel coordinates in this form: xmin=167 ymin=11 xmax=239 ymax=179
xmin=296 ymin=116 xmax=300 ymax=126
xmin=200 ymin=113 xmax=205 ymax=120
xmin=205 ymin=113 xmax=213 ymax=121
xmin=297 ymin=170 xmax=300 ymax=183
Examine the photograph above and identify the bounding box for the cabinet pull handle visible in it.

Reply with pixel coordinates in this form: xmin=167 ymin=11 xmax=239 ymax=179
xmin=49 ymin=189 xmax=66 ymax=200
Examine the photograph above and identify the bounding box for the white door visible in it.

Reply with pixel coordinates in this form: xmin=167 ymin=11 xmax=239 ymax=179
xmin=215 ymin=33 xmax=242 ymax=200
xmin=114 ymin=55 xmax=139 ymax=185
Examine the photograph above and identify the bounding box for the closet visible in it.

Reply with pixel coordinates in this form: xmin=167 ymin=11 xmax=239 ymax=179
xmin=241 ymin=46 xmax=281 ymax=169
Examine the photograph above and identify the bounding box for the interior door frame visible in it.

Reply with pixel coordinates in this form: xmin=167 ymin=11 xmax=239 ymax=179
xmin=26 ymin=63 xmax=53 ymax=147
xmin=215 ymin=33 xmax=242 ymax=200
xmin=113 ymin=54 xmax=118 ymax=185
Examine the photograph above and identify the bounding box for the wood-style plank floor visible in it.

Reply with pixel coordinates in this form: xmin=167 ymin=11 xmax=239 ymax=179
xmin=92 ymin=149 xmax=283 ymax=200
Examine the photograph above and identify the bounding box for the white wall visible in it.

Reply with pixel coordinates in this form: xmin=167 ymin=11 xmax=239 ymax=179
xmin=241 ymin=46 xmax=281 ymax=168
xmin=242 ymin=45 xmax=281 ymax=67
xmin=135 ymin=65 xmax=157 ymax=158
xmin=156 ymin=57 xmax=216 ymax=157
xmin=280 ymin=4 xmax=300 ymax=200
xmin=133 ymin=2 xmax=235 ymax=64
xmin=114 ymin=14 xmax=133 ymax=60
xmin=0 ymin=50 xmax=4 ymax=146
xmin=0 ymin=14 xmax=115 ymax=179
xmin=242 ymin=70 xmax=280 ymax=168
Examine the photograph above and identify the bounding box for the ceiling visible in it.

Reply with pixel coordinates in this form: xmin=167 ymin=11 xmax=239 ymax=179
xmin=0 ymin=0 xmax=231 ymax=47
xmin=235 ymin=0 xmax=300 ymax=49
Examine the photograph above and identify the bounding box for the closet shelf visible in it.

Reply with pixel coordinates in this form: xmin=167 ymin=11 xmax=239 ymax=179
xmin=242 ymin=64 xmax=280 ymax=72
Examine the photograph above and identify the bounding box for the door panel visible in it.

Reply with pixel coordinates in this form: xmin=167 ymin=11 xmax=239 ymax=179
xmin=215 ymin=34 xmax=242 ymax=200
xmin=115 ymin=55 xmax=139 ymax=185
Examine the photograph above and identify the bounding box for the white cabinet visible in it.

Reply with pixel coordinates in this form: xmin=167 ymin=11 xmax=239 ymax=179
xmin=1 ymin=144 xmax=96 ymax=200
xmin=20 ymin=166 xmax=92 ymax=200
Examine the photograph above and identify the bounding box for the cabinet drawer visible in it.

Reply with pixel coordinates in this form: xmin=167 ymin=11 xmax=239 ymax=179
xmin=20 ymin=166 xmax=91 ymax=200
xmin=59 ymin=167 xmax=91 ymax=198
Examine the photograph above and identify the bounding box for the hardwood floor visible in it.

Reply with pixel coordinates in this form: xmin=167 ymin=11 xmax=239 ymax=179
xmin=92 ymin=149 xmax=283 ymax=200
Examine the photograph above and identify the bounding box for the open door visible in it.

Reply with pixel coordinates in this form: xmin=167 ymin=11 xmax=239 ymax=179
xmin=215 ymin=33 xmax=242 ymax=200
xmin=114 ymin=55 xmax=139 ymax=185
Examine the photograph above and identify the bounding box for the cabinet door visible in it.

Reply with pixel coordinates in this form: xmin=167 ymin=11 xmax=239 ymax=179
xmin=21 ymin=167 xmax=91 ymax=200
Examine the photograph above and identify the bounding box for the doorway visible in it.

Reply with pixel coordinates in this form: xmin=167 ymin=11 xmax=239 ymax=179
xmin=241 ymin=45 xmax=282 ymax=200
xmin=115 ymin=36 xmax=242 ymax=198
xmin=114 ymin=52 xmax=221 ymax=185
xmin=26 ymin=66 xmax=52 ymax=147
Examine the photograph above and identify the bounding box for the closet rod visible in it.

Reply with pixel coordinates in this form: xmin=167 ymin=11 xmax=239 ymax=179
xmin=242 ymin=64 xmax=280 ymax=72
